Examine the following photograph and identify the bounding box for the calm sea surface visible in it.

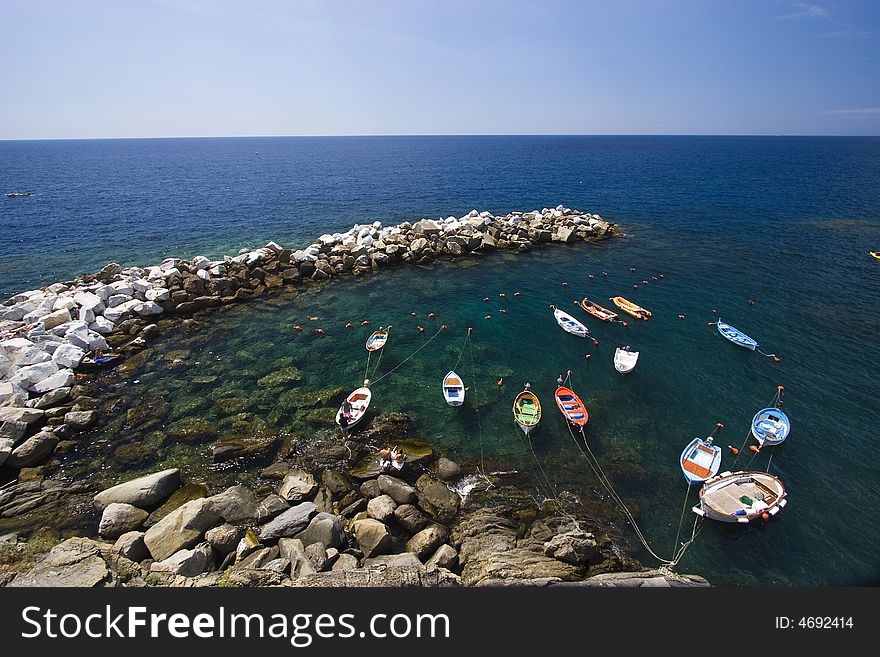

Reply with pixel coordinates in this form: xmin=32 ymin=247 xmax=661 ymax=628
xmin=1 ymin=136 xmax=878 ymax=585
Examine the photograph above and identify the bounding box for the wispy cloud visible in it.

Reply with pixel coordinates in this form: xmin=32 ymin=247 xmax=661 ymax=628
xmin=824 ymin=108 xmax=880 ymax=116
xmin=776 ymin=3 xmax=829 ymax=20
xmin=815 ymin=30 xmax=880 ymax=39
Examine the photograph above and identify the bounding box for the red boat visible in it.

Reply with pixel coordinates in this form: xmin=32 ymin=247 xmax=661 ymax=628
xmin=579 ymin=298 xmax=618 ymax=321
xmin=554 ymin=386 xmax=588 ymax=427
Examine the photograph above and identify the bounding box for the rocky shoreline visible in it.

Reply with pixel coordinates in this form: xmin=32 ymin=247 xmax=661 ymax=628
xmin=1 ymin=413 xmax=708 ymax=587
xmin=0 ymin=204 xmax=709 ymax=586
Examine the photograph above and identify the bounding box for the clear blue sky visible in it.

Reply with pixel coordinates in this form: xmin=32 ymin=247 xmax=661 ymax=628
xmin=2 ymin=0 xmax=879 ymax=138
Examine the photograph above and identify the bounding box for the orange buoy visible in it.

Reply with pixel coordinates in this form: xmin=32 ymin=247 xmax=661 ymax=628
xmin=761 ymin=512 xmax=770 ymax=520
xmin=514 ymin=291 xmax=521 ymax=296
xmin=584 ymin=354 xmax=591 ymax=361
xmin=678 ymin=314 xmax=686 ymax=320
xmin=308 ymin=316 xmax=319 ymax=321
xmin=497 ymin=378 xmax=504 ymax=386
xmin=427 ymin=312 xmax=436 ymax=319
xmin=572 ymin=300 xmax=579 ymax=305
xmin=773 ymin=356 xmax=781 ymax=362
xmin=499 ymin=293 xmax=507 ymax=298
xmin=602 ymin=271 xmax=608 ymax=277
xmin=642 ymin=280 xmax=649 ymax=285
xmin=659 ymin=274 xmax=664 ymax=279
xmin=717 ymin=423 xmax=725 ymax=429
xmin=588 ymin=274 xmax=594 ymax=280
xmin=361 ymin=320 xmax=370 ymax=325
xmin=652 ymin=276 xmax=658 ymax=281
xmin=729 ymin=446 xmax=739 ymax=455
xmin=748 ymin=299 xmax=757 ymax=305
xmin=749 ymin=445 xmax=759 ymax=453
xmin=629 ymin=267 xmax=635 ymax=272
xmin=500 ymin=309 xmax=507 ymax=314
xmin=777 ymin=385 xmax=784 ymax=391
xmin=411 ymin=311 xmax=417 ymax=317
xmin=316 ymin=328 xmax=325 ymax=335
xmin=483 ymin=297 xmax=490 ymax=302
xmin=632 ymin=284 xmax=638 ymax=289
xmin=293 ymin=325 xmax=302 ymax=331
xmin=711 ymin=308 xmax=717 ymax=314
xmin=345 ymin=322 xmax=353 ymax=328
xmin=562 ymin=282 xmax=568 ymax=287
xmin=622 ymin=321 xmax=629 ymax=327
xmin=485 ymin=315 xmax=491 ymax=320
xmin=418 ymin=326 xmax=425 ymax=333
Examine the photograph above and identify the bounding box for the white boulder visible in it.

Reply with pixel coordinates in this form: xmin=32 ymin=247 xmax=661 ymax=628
xmin=0 ymin=338 xmax=51 ymax=366
xmin=74 ymin=291 xmax=105 ymax=314
xmin=89 ymin=316 xmax=115 ymax=335
xmin=52 ymin=343 xmax=86 ymax=369
xmin=145 ymin=288 xmax=170 ymax=302
xmin=10 ymin=360 xmax=58 ymax=389
xmin=31 ymin=368 xmax=75 ymax=393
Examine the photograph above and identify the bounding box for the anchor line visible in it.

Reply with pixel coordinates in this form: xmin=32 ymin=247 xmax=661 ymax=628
xmin=367 ymin=325 xmax=444 ymax=387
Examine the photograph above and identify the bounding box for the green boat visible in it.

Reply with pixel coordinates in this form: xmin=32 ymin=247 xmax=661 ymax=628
xmin=513 ymin=384 xmax=541 ymax=435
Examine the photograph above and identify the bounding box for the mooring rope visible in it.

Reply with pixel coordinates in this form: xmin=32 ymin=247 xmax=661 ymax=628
xmin=367 ymin=325 xmax=445 ymax=387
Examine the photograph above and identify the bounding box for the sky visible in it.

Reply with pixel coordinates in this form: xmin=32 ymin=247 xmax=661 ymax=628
xmin=1 ymin=0 xmax=879 ymax=138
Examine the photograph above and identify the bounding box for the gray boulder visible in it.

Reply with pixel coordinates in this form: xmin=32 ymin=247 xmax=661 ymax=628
xmin=143 ymin=498 xmax=221 ymax=561
xmin=94 ymin=468 xmax=181 ymax=512
xmin=425 ymin=544 xmax=458 ymax=570
xmin=415 ymin=474 xmax=460 ymax=523
xmin=543 ymin=531 xmax=598 ymax=565
xmin=331 ymin=553 xmax=359 ymax=572
xmin=305 ymin=542 xmax=328 ymax=572
xmin=377 ymin=474 xmax=417 ymax=504
xmin=150 ymin=543 xmax=213 ymax=577
xmin=205 ymin=524 xmax=245 ymax=555
xmin=293 ymin=512 xmax=343 ymax=550
xmin=0 ymin=407 xmax=45 ymax=425
xmin=98 ymin=502 xmax=149 ymax=539
xmin=278 ymin=538 xmax=317 ymax=578
xmin=367 ymin=494 xmax=397 ymax=522
xmin=6 ymin=431 xmax=58 ymax=468
xmin=278 ymin=469 xmax=318 ymax=502
xmin=256 ymin=493 xmax=289 ymax=521
xmin=64 ymin=410 xmax=96 ymax=430
xmin=405 ymin=524 xmax=448 ymax=561
xmin=112 ymin=531 xmax=149 ymax=562
xmin=363 ymin=552 xmax=424 ymax=569
xmin=393 ymin=504 xmax=430 ymax=534
xmin=257 ymin=501 xmax=317 ymax=541
xmin=351 ymin=518 xmax=392 ymax=558
xmin=208 ymin=484 xmax=259 ymax=524
xmin=359 ymin=479 xmax=381 ymax=498
xmin=9 ymin=537 xmax=110 ymax=587
xmin=437 ymin=457 xmax=462 ymax=482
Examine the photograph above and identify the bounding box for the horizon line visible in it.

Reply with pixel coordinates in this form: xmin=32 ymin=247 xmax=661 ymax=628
xmin=3 ymin=132 xmax=880 ymax=142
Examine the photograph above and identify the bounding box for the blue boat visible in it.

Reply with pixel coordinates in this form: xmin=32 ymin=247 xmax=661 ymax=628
xmin=751 ymin=408 xmax=791 ymax=446
xmin=716 ymin=318 xmax=758 ymax=350
xmin=680 ymin=436 xmax=722 ymax=484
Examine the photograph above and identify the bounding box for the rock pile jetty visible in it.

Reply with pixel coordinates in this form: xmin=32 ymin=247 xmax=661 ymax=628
xmin=1 ymin=206 xmax=616 ymax=471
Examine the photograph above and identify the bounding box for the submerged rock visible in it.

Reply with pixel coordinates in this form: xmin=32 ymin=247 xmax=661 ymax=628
xmin=257 ymin=366 xmax=302 ymax=387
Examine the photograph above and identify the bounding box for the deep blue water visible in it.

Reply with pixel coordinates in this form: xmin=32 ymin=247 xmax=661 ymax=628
xmin=1 ymin=136 xmax=879 ymax=586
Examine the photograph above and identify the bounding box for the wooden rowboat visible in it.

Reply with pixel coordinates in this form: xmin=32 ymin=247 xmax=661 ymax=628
xmin=680 ymin=436 xmax=722 ymax=484
xmin=442 ymin=370 xmax=465 ymax=406
xmin=610 ymin=296 xmax=651 ymax=320
xmin=716 ymin=319 xmax=758 ymax=350
xmin=336 ymin=387 xmax=371 ymax=431
xmin=551 ymin=305 xmax=591 ymax=338
xmin=693 ymin=471 xmax=787 ymax=523
xmin=579 ymin=298 xmax=618 ymax=321
xmin=554 ymin=386 xmax=588 ymax=427
xmin=513 ymin=385 xmax=541 ymax=435
xmin=751 ymin=408 xmax=791 ymax=447
xmin=366 ymin=328 xmax=389 ymax=351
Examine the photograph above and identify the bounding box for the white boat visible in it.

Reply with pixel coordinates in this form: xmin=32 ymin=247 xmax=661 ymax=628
xmin=692 ymin=471 xmax=787 ymax=523
xmin=442 ymin=370 xmax=465 ymax=406
xmin=336 ymin=386 xmax=371 ymax=431
xmin=366 ymin=328 xmax=389 ymax=351
xmin=751 ymin=408 xmax=791 ymax=447
xmin=550 ymin=305 xmax=591 ymax=338
xmin=680 ymin=436 xmax=722 ymax=484
xmin=613 ymin=346 xmax=639 ymax=373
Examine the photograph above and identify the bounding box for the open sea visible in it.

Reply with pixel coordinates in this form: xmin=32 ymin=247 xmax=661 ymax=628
xmin=1 ymin=135 xmax=878 ymax=586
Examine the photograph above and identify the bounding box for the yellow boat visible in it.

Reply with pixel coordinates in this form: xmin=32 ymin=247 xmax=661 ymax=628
xmin=871 ymin=251 xmax=880 ymax=261
xmin=610 ymin=296 xmax=652 ymax=320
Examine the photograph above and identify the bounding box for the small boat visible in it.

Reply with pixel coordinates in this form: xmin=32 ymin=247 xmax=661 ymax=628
xmin=78 ymin=352 xmax=122 ymax=371
xmin=870 ymin=251 xmax=880 ymax=261
xmin=5 ymin=191 xmax=32 ymax=198
xmin=336 ymin=387 xmax=371 ymax=431
xmin=751 ymin=408 xmax=791 ymax=447
xmin=551 ymin=305 xmax=591 ymax=338
xmin=554 ymin=386 xmax=588 ymax=427
xmin=716 ymin=318 xmax=758 ymax=350
xmin=513 ymin=384 xmax=541 ymax=435
xmin=680 ymin=436 xmax=722 ymax=484
xmin=442 ymin=370 xmax=465 ymax=406
xmin=610 ymin=296 xmax=651 ymax=320
xmin=365 ymin=327 xmax=389 ymax=351
xmin=579 ymin=298 xmax=618 ymax=321
xmin=693 ymin=471 xmax=787 ymax=523
xmin=613 ymin=345 xmax=639 ymax=373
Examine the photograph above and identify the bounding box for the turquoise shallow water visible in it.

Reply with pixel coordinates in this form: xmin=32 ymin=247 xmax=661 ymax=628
xmin=1 ymin=136 xmax=879 ymax=586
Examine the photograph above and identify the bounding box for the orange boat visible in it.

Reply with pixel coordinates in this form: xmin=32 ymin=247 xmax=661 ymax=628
xmin=579 ymin=298 xmax=618 ymax=321
xmin=610 ymin=296 xmax=652 ymax=320
xmin=554 ymin=386 xmax=588 ymax=427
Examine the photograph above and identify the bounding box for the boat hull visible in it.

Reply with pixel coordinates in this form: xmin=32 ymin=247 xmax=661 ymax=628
xmin=336 ymin=387 xmax=371 ymax=430
xmin=716 ymin=319 xmax=758 ymax=350
xmin=554 ymin=386 xmax=588 ymax=426
xmin=579 ymin=298 xmax=618 ymax=321
xmin=693 ymin=471 xmax=787 ymax=523
xmin=610 ymin=296 xmax=651 ymax=320
xmin=680 ymin=437 xmax=721 ymax=484
xmin=513 ymin=390 xmax=541 ymax=434
xmin=366 ymin=331 xmax=388 ymax=351
xmin=442 ymin=370 xmax=465 ymax=406
xmin=553 ymin=307 xmax=591 ymax=338
xmin=613 ymin=348 xmax=638 ymax=373
xmin=751 ymin=408 xmax=791 ymax=446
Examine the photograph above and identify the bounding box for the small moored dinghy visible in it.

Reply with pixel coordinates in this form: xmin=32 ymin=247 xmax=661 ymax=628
xmin=579 ymin=298 xmax=618 ymax=322
xmin=680 ymin=434 xmax=722 ymax=484
xmin=715 ymin=319 xmax=758 ymax=350
xmin=513 ymin=384 xmax=541 ymax=435
xmin=613 ymin=345 xmax=639 ymax=373
xmin=79 ymin=352 xmax=122 ymax=371
xmin=336 ymin=386 xmax=371 ymax=431
xmin=693 ymin=471 xmax=787 ymax=523
xmin=554 ymin=386 xmax=588 ymax=427
xmin=551 ymin=305 xmax=591 ymax=338
xmin=442 ymin=370 xmax=465 ymax=406
xmin=752 ymin=408 xmax=791 ymax=447
xmin=366 ymin=327 xmax=390 ymax=351
xmin=610 ymin=296 xmax=651 ymax=320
